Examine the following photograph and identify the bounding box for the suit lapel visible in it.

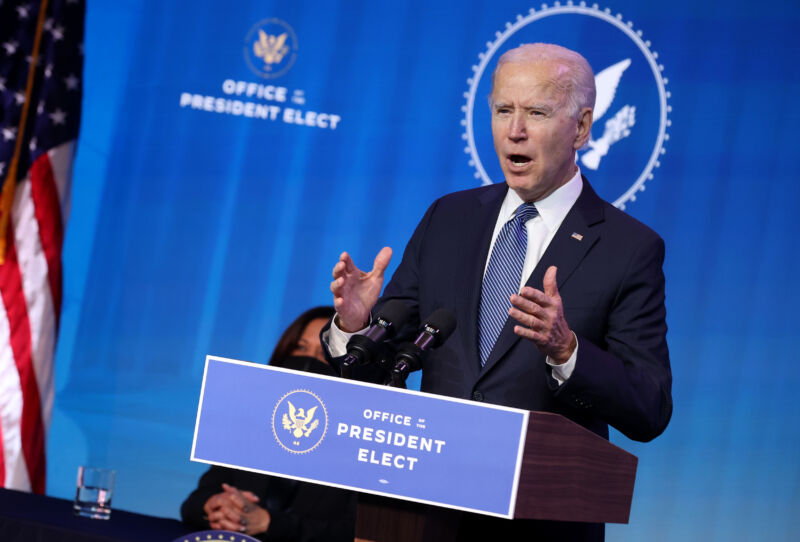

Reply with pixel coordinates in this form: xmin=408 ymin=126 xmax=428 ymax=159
xmin=455 ymin=184 xmax=507 ymax=379
xmin=479 ymin=177 xmax=605 ymax=376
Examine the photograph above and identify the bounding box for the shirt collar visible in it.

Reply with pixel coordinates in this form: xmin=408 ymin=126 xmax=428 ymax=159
xmin=500 ymin=169 xmax=583 ymax=231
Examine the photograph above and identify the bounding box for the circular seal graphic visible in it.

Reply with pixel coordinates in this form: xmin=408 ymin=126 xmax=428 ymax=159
xmin=463 ymin=2 xmax=671 ymax=209
xmin=244 ymin=18 xmax=298 ymax=79
xmin=172 ymin=531 xmax=260 ymax=542
xmin=271 ymin=389 xmax=328 ymax=454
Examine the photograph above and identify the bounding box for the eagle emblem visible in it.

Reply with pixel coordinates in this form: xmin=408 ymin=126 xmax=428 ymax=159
xmin=272 ymin=389 xmax=328 ymax=453
xmin=281 ymin=401 xmax=320 ymax=439
xmin=253 ymin=29 xmax=289 ymax=69
xmin=580 ymin=59 xmax=636 ymax=170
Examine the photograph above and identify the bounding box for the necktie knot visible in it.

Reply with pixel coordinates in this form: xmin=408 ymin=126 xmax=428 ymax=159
xmin=513 ymin=203 xmax=538 ymax=226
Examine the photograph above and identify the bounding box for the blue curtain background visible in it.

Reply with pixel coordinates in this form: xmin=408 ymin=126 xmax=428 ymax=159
xmin=47 ymin=0 xmax=800 ymax=540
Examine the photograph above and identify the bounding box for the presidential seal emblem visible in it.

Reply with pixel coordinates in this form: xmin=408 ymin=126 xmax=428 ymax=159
xmin=271 ymin=389 xmax=328 ymax=454
xmin=463 ymin=2 xmax=671 ymax=209
xmin=244 ymin=18 xmax=298 ymax=79
xmin=172 ymin=531 xmax=260 ymax=542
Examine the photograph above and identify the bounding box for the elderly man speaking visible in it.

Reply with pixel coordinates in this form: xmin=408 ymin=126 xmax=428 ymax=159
xmin=326 ymin=43 xmax=672 ymax=541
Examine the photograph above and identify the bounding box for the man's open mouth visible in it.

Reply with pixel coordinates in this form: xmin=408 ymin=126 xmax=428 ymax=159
xmin=508 ymin=154 xmax=532 ymax=167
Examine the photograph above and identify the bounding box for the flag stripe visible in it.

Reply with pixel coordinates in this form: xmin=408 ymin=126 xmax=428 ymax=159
xmin=0 ymin=298 xmax=30 ymax=490
xmin=0 ymin=238 xmax=45 ymax=493
xmin=13 ymin=172 xmax=58 ymax=433
xmin=29 ymin=152 xmax=64 ymax=326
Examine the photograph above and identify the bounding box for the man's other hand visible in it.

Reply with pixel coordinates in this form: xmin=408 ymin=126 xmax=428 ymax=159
xmin=509 ymin=266 xmax=577 ymax=363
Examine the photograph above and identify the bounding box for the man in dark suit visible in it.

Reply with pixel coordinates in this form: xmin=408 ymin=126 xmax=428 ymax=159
xmin=326 ymin=43 xmax=672 ymax=541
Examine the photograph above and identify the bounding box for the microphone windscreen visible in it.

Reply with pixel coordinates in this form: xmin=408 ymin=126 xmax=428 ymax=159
xmin=374 ymin=300 xmax=411 ymax=337
xmin=423 ymin=308 xmax=457 ymax=346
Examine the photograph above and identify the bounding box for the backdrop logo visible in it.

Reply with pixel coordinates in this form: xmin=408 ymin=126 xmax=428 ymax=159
xmin=463 ymin=3 xmax=671 ymax=209
xmin=244 ymin=18 xmax=298 ymax=79
xmin=271 ymin=389 xmax=328 ymax=453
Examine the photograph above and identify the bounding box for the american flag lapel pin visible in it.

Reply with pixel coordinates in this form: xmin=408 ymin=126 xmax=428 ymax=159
xmin=571 ymin=232 xmax=584 ymax=241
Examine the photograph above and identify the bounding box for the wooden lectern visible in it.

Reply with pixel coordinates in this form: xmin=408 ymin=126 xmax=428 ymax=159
xmin=354 ymin=411 xmax=637 ymax=542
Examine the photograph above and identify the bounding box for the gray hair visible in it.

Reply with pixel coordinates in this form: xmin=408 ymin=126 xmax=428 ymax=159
xmin=489 ymin=43 xmax=596 ymax=118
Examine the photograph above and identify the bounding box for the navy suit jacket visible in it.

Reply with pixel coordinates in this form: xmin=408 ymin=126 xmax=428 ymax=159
xmin=376 ymin=177 xmax=672 ymax=442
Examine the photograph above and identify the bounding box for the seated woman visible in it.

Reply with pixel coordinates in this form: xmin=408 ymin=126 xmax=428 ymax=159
xmin=181 ymin=306 xmax=355 ymax=541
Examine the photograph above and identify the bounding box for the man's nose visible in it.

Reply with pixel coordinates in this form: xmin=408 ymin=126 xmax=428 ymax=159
xmin=508 ymin=113 xmax=527 ymax=141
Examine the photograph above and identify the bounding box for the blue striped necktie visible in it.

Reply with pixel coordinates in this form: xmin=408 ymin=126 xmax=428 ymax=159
xmin=478 ymin=203 xmax=539 ymax=366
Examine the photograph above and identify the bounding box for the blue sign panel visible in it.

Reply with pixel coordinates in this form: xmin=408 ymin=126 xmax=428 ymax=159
xmin=192 ymin=356 xmax=529 ymax=518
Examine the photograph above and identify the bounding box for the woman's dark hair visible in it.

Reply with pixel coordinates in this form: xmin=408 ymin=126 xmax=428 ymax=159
xmin=268 ymin=306 xmax=335 ymax=367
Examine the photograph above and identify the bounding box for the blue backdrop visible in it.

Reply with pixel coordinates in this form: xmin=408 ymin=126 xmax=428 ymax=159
xmin=47 ymin=0 xmax=800 ymax=540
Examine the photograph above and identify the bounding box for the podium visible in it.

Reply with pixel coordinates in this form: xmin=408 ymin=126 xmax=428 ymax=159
xmin=354 ymin=410 xmax=637 ymax=542
xmin=191 ymin=356 xmax=637 ymax=541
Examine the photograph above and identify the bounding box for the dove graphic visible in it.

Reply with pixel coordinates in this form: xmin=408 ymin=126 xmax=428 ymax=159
xmin=580 ymin=59 xmax=636 ymax=170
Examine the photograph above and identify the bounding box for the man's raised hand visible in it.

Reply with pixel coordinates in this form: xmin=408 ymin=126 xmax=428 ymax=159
xmin=331 ymin=247 xmax=392 ymax=332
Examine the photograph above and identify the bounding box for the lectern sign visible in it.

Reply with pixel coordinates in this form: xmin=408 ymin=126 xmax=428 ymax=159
xmin=191 ymin=356 xmax=529 ymax=518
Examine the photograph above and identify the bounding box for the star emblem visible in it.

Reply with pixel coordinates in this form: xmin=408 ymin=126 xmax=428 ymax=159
xmin=52 ymin=25 xmax=65 ymax=41
xmin=2 ymin=127 xmax=16 ymax=142
xmin=2 ymin=41 xmax=18 ymax=55
xmin=50 ymin=109 xmax=67 ymax=125
xmin=14 ymin=92 xmax=25 ymax=105
xmin=64 ymin=74 xmax=79 ymax=90
xmin=29 ymin=137 xmax=37 ymax=152
xmin=0 ymin=163 xmax=6 ymax=176
xmin=16 ymin=5 xmax=30 ymax=19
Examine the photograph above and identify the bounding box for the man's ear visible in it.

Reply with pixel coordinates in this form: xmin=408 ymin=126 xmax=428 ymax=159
xmin=574 ymin=107 xmax=593 ymax=149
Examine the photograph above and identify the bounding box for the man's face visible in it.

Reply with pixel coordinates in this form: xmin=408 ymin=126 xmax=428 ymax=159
xmin=490 ymin=60 xmax=592 ymax=202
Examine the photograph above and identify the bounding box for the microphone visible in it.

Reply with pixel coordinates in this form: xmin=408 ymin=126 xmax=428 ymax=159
xmin=389 ymin=308 xmax=456 ymax=387
xmin=341 ymin=300 xmax=411 ymax=372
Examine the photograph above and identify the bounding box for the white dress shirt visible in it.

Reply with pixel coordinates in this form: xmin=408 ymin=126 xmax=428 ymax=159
xmin=327 ymin=170 xmax=584 ymax=385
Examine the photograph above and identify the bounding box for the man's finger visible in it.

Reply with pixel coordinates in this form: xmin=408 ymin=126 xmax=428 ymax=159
xmin=330 ymin=277 xmax=345 ymax=294
xmin=509 ymin=307 xmax=536 ymax=328
xmin=519 ymin=286 xmax=552 ymax=305
xmin=372 ymin=247 xmax=393 ymax=277
xmin=332 ymin=260 xmax=346 ymax=279
xmin=509 ymin=294 xmax=547 ymax=320
xmin=340 ymin=252 xmax=356 ymax=274
xmin=543 ymin=266 xmax=559 ymax=298
xmin=513 ymin=289 xmax=550 ymax=311
xmin=513 ymin=324 xmax=542 ymax=343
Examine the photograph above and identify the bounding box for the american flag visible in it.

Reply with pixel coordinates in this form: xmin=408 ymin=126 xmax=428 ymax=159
xmin=0 ymin=0 xmax=83 ymax=493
